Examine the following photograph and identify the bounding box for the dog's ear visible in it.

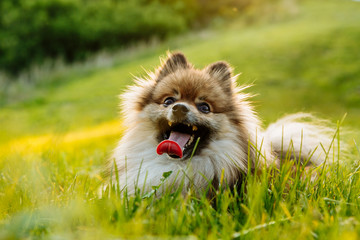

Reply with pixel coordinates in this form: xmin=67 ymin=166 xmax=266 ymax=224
xmin=156 ymin=52 xmax=190 ymax=81
xmin=205 ymin=61 xmax=233 ymax=93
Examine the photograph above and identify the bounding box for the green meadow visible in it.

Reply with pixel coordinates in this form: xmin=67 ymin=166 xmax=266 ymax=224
xmin=1 ymin=0 xmax=360 ymax=239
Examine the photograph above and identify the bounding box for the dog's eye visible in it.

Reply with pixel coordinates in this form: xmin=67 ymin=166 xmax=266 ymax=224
xmin=163 ymin=97 xmax=176 ymax=107
xmin=197 ymin=102 xmax=210 ymax=114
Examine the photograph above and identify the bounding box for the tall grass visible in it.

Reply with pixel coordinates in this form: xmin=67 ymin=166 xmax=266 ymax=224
xmin=0 ymin=121 xmax=359 ymax=239
xmin=0 ymin=0 xmax=360 ymax=239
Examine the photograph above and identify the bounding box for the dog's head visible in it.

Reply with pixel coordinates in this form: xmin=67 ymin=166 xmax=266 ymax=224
xmin=122 ymin=52 xmax=246 ymax=160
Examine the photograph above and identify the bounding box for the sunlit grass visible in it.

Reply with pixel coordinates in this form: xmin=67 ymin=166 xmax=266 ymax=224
xmin=0 ymin=0 xmax=360 ymax=239
xmin=0 ymin=120 xmax=123 ymax=156
xmin=1 ymin=122 xmax=358 ymax=239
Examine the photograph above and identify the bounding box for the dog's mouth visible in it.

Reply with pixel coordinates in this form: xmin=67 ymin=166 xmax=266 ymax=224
xmin=156 ymin=121 xmax=210 ymax=159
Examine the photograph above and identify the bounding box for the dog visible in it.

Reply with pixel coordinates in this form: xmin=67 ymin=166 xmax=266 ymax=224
xmin=106 ymin=52 xmax=336 ymax=196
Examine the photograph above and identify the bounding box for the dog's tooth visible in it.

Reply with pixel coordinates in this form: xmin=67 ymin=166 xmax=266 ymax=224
xmin=192 ymin=126 xmax=198 ymax=131
xmin=188 ymin=135 xmax=194 ymax=145
xmin=168 ymin=121 xmax=172 ymax=126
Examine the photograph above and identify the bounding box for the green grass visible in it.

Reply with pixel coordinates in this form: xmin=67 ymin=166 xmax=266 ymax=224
xmin=1 ymin=0 xmax=360 ymax=239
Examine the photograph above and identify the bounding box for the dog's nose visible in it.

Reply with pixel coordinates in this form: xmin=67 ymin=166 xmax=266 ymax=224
xmin=172 ymin=103 xmax=189 ymax=120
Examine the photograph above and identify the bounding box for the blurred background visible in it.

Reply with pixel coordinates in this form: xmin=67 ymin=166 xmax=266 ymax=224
xmin=0 ymin=0 xmax=360 ymax=238
xmin=0 ymin=0 xmax=359 ymax=147
xmin=0 ymin=0 xmax=293 ymax=75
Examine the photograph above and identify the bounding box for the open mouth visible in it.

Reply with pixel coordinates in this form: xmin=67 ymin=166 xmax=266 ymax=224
xmin=156 ymin=121 xmax=210 ymax=159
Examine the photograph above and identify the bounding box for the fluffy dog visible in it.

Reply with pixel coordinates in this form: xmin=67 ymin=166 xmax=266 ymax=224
xmin=107 ymin=52 xmax=335 ymax=195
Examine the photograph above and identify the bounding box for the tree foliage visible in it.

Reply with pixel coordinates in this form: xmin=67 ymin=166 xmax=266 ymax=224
xmin=0 ymin=0 xmax=277 ymax=75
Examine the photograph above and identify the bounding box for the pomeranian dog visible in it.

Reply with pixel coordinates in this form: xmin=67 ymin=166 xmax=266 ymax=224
xmin=106 ymin=52 xmax=335 ymax=195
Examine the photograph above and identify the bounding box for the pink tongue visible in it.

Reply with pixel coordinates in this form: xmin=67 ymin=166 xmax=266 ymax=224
xmin=156 ymin=131 xmax=191 ymax=158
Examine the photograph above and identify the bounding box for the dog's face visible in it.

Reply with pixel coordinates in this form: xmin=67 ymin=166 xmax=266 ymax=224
xmin=132 ymin=53 xmax=241 ymax=160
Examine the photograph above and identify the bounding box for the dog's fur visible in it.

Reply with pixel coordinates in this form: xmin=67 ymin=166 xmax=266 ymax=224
xmin=107 ymin=52 xmax=336 ymax=195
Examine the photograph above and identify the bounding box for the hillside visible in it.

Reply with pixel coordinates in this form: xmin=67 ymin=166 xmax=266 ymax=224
xmin=0 ymin=0 xmax=360 ymax=239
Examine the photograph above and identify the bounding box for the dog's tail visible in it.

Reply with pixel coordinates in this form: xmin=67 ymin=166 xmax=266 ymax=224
xmin=264 ymin=113 xmax=340 ymax=166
